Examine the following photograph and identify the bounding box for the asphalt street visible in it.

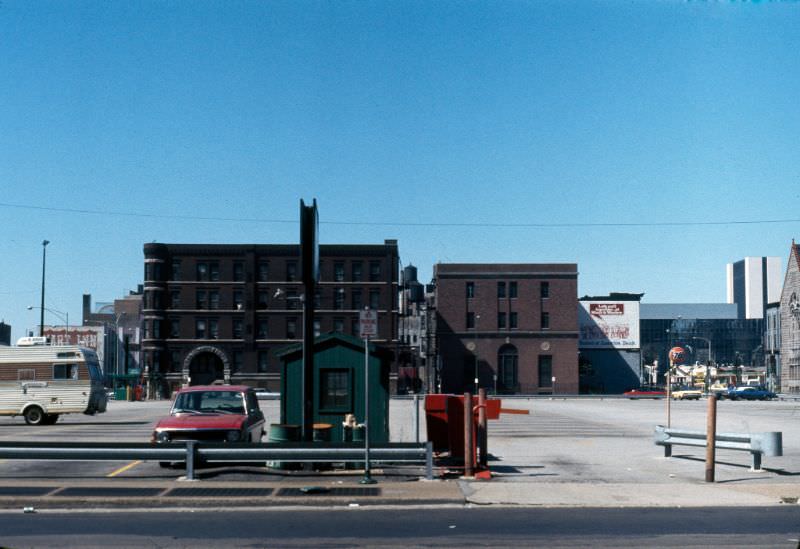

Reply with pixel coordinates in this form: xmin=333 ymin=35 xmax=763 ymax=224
xmin=0 ymin=507 xmax=798 ymax=548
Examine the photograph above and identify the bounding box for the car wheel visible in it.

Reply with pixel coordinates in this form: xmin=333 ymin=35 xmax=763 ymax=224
xmin=42 ymin=414 xmax=59 ymax=425
xmin=24 ymin=406 xmax=45 ymax=426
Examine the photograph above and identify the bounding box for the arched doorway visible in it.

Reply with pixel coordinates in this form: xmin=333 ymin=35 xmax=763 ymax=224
xmin=184 ymin=346 xmax=229 ymax=386
xmin=497 ymin=344 xmax=518 ymax=394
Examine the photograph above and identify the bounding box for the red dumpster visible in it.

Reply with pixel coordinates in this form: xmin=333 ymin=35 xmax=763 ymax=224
xmin=424 ymin=394 xmax=450 ymax=453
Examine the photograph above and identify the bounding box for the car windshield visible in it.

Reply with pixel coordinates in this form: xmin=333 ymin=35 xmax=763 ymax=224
xmin=172 ymin=391 xmax=246 ymax=414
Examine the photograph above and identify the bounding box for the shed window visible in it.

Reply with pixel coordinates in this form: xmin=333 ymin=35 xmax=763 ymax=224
xmin=320 ymin=369 xmax=351 ymax=411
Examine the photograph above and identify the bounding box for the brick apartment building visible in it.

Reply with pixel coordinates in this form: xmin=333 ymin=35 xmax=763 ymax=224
xmin=142 ymin=241 xmax=399 ymax=395
xmin=433 ymin=263 xmax=579 ymax=394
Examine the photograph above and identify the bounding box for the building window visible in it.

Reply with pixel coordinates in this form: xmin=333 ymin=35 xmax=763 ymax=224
xmin=351 ymin=317 xmax=359 ymax=336
xmin=466 ymin=282 xmax=475 ymax=299
xmin=497 ymin=282 xmax=506 ymax=298
xmin=196 ymin=262 xmax=208 ymax=281
xmin=286 ymin=261 xmax=298 ymax=282
xmin=195 ymin=320 xmax=206 ymax=339
xmin=334 ymin=288 xmax=345 ymax=310
xmin=208 ymin=290 xmax=220 ymax=310
xmin=509 ymin=282 xmax=518 ymax=298
xmin=171 ymin=351 xmax=181 ymax=369
xmin=498 ymin=312 xmax=506 ymax=329
xmin=334 ymin=262 xmax=345 ymax=282
xmin=510 ymin=312 xmax=518 ymax=329
xmin=369 ymin=289 xmax=380 ymax=310
xmin=258 ymin=262 xmax=269 ymax=282
xmin=313 ymin=290 xmax=321 ymax=308
xmin=538 ymin=355 xmax=553 ymax=388
xmin=145 ymin=262 xmax=162 ymax=281
xmin=498 ymin=345 xmax=518 ymax=393
xmin=314 ymin=320 xmax=321 ymax=337
xmin=287 ymin=290 xmax=300 ymax=310
xmin=320 ymin=369 xmax=350 ymax=411
xmin=196 ymin=290 xmax=207 ymax=310
xmin=541 ymin=312 xmax=550 ymax=330
xmin=232 ymin=351 xmax=243 ymax=373
xmin=287 ymin=318 xmax=297 ymax=339
xmin=258 ymin=292 xmax=269 ymax=310
xmin=258 ymin=351 xmax=269 ymax=373
xmin=152 ymin=319 xmax=162 ymax=339
xmin=369 ymin=261 xmax=381 ymax=282
xmin=233 ymin=290 xmax=244 ymax=310
xmin=233 ymin=262 xmax=244 ymax=282
xmin=209 ymin=262 xmax=220 ymax=282
xmin=233 ymin=319 xmax=243 ymax=339
xmin=351 ymin=289 xmax=363 ymax=311
xmin=170 ymin=290 xmax=181 ymax=309
xmin=466 ymin=312 xmax=475 ymax=329
xmin=170 ymin=318 xmax=180 ymax=338
xmin=334 ymin=317 xmax=344 ymax=334
xmin=541 ymin=282 xmax=550 ymax=299
xmin=171 ymin=260 xmax=181 ymax=281
xmin=352 ymin=262 xmax=363 ymax=282
xmin=208 ymin=319 xmax=218 ymax=339
xmin=258 ymin=319 xmax=268 ymax=339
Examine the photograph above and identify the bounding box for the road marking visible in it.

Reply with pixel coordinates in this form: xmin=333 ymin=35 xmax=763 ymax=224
xmin=107 ymin=460 xmax=142 ymax=477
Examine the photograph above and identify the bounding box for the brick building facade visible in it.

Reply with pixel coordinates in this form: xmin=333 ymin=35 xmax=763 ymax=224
xmin=142 ymin=241 xmax=399 ymax=395
xmin=433 ymin=263 xmax=579 ymax=394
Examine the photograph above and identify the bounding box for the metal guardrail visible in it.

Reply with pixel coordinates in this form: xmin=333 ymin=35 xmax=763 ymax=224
xmin=0 ymin=441 xmax=433 ymax=482
xmin=654 ymin=425 xmax=782 ymax=471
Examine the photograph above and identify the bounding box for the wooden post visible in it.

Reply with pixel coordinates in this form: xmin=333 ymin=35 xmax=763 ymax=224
xmin=478 ymin=389 xmax=488 ymax=469
xmin=464 ymin=392 xmax=474 ymax=477
xmin=705 ymin=394 xmax=717 ymax=482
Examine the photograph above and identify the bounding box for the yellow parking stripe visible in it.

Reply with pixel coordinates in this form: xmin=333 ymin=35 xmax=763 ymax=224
xmin=107 ymin=460 xmax=142 ymax=478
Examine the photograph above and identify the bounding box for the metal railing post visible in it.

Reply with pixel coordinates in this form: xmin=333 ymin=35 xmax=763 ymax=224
xmin=186 ymin=441 xmax=197 ymax=481
xmin=425 ymin=441 xmax=433 ymax=480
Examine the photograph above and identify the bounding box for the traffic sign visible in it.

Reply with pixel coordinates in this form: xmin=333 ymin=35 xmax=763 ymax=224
xmin=359 ymin=310 xmax=378 ymax=338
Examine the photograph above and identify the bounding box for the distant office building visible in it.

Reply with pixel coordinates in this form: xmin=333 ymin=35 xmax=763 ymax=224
xmin=0 ymin=321 xmax=10 ymax=346
xmin=640 ymin=303 xmax=763 ymax=384
xmin=726 ymin=257 xmax=782 ymax=319
xmin=578 ymin=293 xmax=643 ymax=394
xmin=142 ymin=241 xmax=399 ymax=395
xmin=779 ymin=240 xmax=800 ymax=394
xmin=432 ymin=263 xmax=579 ymax=394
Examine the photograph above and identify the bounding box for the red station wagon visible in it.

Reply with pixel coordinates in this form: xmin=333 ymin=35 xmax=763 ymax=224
xmin=152 ymin=385 xmax=266 ymax=455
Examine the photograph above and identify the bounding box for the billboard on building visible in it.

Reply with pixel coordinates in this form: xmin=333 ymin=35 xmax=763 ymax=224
xmin=579 ymin=301 xmax=640 ymax=349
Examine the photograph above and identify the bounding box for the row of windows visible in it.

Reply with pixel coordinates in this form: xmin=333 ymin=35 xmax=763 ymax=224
xmin=146 ymin=316 xmax=369 ymax=341
xmin=147 ymin=259 xmax=384 ymax=283
xmin=466 ymin=281 xmax=549 ymax=299
xmin=466 ymin=311 xmax=550 ymax=330
xmin=477 ymin=347 xmax=553 ymax=391
xmin=147 ymin=288 xmax=384 ymax=311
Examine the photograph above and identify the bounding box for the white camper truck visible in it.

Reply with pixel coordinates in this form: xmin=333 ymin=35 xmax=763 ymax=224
xmin=0 ymin=341 xmax=108 ymax=425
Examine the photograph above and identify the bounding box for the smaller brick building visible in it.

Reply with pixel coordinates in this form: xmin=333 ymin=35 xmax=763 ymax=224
xmin=433 ymin=263 xmax=579 ymax=394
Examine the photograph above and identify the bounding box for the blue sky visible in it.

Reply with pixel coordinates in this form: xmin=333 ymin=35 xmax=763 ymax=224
xmin=1 ymin=1 xmax=799 ymax=341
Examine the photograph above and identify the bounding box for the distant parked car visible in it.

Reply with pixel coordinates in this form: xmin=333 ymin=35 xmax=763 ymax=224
xmin=624 ymin=388 xmax=666 ymax=399
xmin=151 ymin=385 xmax=266 ymax=467
xmin=723 ymin=386 xmax=777 ymax=401
xmin=671 ymin=387 xmax=703 ymax=400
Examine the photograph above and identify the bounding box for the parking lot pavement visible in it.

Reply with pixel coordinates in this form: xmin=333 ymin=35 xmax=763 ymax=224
xmin=1 ymin=396 xmax=798 ymax=508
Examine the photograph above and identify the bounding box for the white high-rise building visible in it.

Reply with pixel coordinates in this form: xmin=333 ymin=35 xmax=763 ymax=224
xmin=726 ymin=257 xmax=783 ymax=319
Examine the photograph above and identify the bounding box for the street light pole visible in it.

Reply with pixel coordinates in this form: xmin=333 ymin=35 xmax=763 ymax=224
xmin=39 ymin=240 xmax=50 ymax=337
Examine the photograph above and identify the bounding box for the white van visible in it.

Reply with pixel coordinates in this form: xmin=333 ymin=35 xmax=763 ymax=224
xmin=0 ymin=344 xmax=108 ymax=425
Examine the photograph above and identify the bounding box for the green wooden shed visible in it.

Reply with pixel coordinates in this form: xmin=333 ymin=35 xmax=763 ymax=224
xmin=277 ymin=333 xmax=391 ymax=443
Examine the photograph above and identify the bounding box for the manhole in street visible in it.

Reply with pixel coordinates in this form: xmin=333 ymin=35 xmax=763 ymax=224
xmin=0 ymin=486 xmax=57 ymax=496
xmin=164 ymin=487 xmax=274 ymax=498
xmin=276 ymin=487 xmax=380 ymax=497
xmin=55 ymin=487 xmax=163 ymax=497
